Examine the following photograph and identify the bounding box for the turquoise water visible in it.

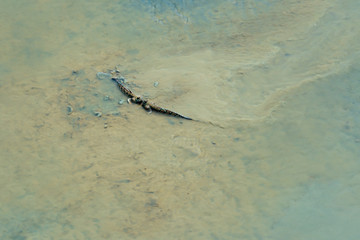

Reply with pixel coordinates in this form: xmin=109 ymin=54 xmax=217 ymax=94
xmin=0 ymin=0 xmax=359 ymax=239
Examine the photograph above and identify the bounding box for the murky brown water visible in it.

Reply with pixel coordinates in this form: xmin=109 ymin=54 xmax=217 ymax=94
xmin=1 ymin=0 xmax=360 ymax=239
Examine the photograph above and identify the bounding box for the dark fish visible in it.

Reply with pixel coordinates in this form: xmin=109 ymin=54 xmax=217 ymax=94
xmin=111 ymin=75 xmax=192 ymax=120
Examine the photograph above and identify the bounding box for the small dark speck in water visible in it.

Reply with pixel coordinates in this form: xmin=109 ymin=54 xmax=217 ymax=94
xmin=72 ymin=69 xmax=85 ymax=76
xmin=67 ymin=105 xmax=73 ymax=114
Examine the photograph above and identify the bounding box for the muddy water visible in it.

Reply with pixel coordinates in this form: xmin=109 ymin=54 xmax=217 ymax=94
xmin=1 ymin=0 xmax=359 ymax=239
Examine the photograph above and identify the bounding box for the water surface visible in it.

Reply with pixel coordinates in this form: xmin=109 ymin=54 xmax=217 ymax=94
xmin=0 ymin=0 xmax=359 ymax=239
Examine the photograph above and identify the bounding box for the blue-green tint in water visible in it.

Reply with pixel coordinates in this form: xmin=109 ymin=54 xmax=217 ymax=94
xmin=0 ymin=0 xmax=359 ymax=239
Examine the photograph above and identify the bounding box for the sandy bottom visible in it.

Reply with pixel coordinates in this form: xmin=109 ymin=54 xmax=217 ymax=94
xmin=0 ymin=0 xmax=359 ymax=239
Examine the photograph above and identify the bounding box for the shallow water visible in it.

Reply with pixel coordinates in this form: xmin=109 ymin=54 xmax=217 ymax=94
xmin=1 ymin=0 xmax=359 ymax=239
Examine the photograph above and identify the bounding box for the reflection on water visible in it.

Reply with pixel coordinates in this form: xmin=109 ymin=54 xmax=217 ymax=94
xmin=0 ymin=0 xmax=359 ymax=239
